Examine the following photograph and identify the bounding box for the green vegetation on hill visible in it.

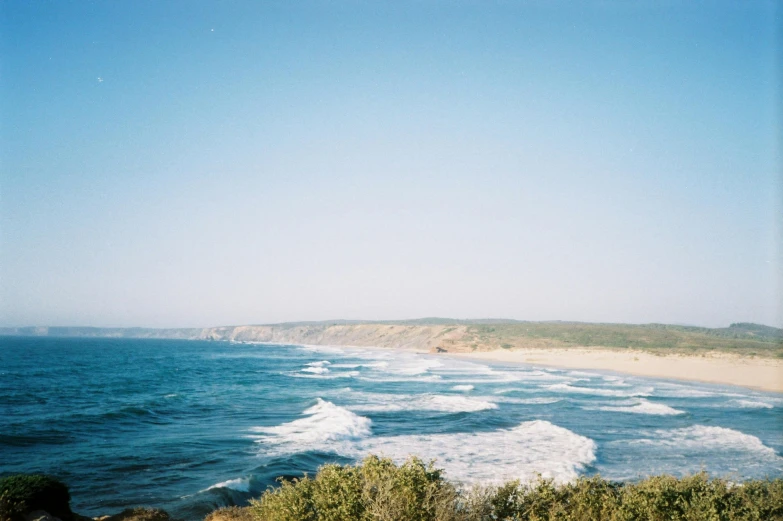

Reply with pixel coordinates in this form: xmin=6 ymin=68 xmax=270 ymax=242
xmin=458 ymin=322 xmax=783 ymax=356
xmin=249 ymin=457 xmax=783 ymax=521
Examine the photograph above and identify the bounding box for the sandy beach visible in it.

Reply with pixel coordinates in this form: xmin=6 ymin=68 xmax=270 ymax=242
xmin=446 ymin=348 xmax=783 ymax=393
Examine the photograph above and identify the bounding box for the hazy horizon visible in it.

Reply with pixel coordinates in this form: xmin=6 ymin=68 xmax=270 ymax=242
xmin=2 ymin=1 xmax=781 ymax=329
xmin=2 ymin=317 xmax=781 ymax=333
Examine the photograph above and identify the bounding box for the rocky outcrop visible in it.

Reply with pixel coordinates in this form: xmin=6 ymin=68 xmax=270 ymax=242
xmin=99 ymin=508 xmax=170 ymax=521
xmin=202 ymin=507 xmax=253 ymax=521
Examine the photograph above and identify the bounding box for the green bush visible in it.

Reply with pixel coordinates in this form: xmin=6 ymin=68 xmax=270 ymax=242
xmin=250 ymin=456 xmax=458 ymax=521
xmin=247 ymin=459 xmax=783 ymax=521
xmin=0 ymin=475 xmax=72 ymax=521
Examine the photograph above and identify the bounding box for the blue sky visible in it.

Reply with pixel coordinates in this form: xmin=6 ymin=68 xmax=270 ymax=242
xmin=1 ymin=1 xmax=780 ymax=328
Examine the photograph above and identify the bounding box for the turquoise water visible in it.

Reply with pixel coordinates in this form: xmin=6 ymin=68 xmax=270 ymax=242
xmin=1 ymin=337 xmax=781 ymax=520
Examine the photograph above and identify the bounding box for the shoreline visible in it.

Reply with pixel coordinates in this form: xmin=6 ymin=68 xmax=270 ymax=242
xmin=249 ymin=340 xmax=783 ymax=393
xmin=441 ymin=348 xmax=783 ymax=393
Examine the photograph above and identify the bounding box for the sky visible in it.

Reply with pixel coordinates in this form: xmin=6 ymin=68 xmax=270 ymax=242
xmin=1 ymin=1 xmax=781 ymax=328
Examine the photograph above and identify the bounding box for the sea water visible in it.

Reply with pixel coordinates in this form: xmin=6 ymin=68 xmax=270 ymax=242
xmin=1 ymin=337 xmax=781 ymax=520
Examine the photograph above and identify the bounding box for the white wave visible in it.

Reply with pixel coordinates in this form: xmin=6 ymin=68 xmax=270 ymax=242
xmin=359 ymin=420 xmax=596 ymax=485
xmin=431 ymin=359 xmax=493 ymax=372
xmin=253 ymin=411 xmax=594 ymax=485
xmin=205 ymin=477 xmax=251 ymax=492
xmin=653 ymin=383 xmax=749 ymax=399
xmin=307 ymin=360 xmax=331 ymax=367
xmin=633 ymin=425 xmax=781 ymax=459
xmin=299 ymin=345 xmax=346 ymax=354
xmin=331 ymin=363 xmax=360 ymax=369
xmin=568 ymin=370 xmax=598 ymax=378
xmin=287 ymin=370 xmax=358 ymax=380
xmin=522 ymin=371 xmax=574 ymax=381
xmin=250 ymin=399 xmax=371 ymax=452
xmin=358 ymin=374 xmax=443 ymax=383
xmin=447 ymin=374 xmax=525 ymax=384
xmin=419 ymin=395 xmax=496 ymax=412
xmin=451 ymin=385 xmax=474 ymax=392
xmin=601 ymin=376 xmax=630 ymax=387
xmin=730 ymin=399 xmax=774 ymax=409
xmin=589 ymin=399 xmax=684 ymax=415
xmin=302 ymin=366 xmax=330 ymax=374
xmin=436 ymin=363 xmax=541 ymax=384
xmin=655 ymin=387 xmax=718 ymax=398
xmin=362 ymin=361 xmax=390 ymax=370
xmin=349 ymin=392 xmax=497 ymax=413
xmin=546 ymin=383 xmax=653 ymax=397
xmin=432 ymin=361 xmax=522 ymax=383
xmin=389 ymin=358 xmax=443 ymax=376
xmin=343 ymin=350 xmax=438 ymax=375
xmin=493 ymin=396 xmax=562 ymax=405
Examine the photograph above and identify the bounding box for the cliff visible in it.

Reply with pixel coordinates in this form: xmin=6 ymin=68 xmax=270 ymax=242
xmin=1 ymin=320 xmax=781 ymax=357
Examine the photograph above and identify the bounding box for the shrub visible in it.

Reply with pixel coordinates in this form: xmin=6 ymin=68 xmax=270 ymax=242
xmin=1 ymin=489 xmax=27 ymax=521
xmin=249 ymin=456 xmax=458 ymax=521
xmin=246 ymin=459 xmax=783 ymax=521
xmin=0 ymin=475 xmax=72 ymax=521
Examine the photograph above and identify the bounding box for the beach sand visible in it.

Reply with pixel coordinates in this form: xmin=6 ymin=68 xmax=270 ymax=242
xmin=446 ymin=348 xmax=783 ymax=393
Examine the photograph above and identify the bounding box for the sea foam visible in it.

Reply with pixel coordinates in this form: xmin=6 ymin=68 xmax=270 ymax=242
xmin=546 ymin=383 xmax=653 ymax=397
xmin=635 ymin=425 xmax=781 ymax=460
xmin=254 ymin=410 xmax=596 ymax=485
xmin=347 ymin=392 xmax=497 ymax=413
xmin=205 ymin=477 xmax=251 ymax=492
xmin=250 ymin=399 xmax=371 ymax=452
xmin=358 ymin=420 xmax=596 ymax=485
xmin=729 ymin=399 xmax=774 ymax=409
xmin=590 ymin=398 xmax=684 ymax=416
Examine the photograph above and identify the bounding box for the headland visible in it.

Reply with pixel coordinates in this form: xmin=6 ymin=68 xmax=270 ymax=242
xmin=2 ymin=319 xmax=781 ymax=392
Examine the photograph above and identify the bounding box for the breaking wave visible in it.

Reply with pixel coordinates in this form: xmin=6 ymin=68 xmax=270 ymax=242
xmin=589 ymin=398 xmax=685 ymax=416
xmin=347 ymin=392 xmax=497 ymax=413
xmin=205 ymin=477 xmax=251 ymax=492
xmin=546 ymin=383 xmax=653 ymax=397
xmin=361 ymin=420 xmax=596 ymax=485
xmin=249 ymin=399 xmax=372 ymax=452
xmin=633 ymin=425 xmax=781 ymax=460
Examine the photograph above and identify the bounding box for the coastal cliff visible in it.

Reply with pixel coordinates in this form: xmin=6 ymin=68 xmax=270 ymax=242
xmin=1 ymin=321 xmax=780 ymax=357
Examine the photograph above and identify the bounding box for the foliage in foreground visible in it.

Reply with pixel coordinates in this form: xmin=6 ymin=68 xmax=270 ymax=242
xmin=0 ymin=475 xmax=72 ymax=521
xmin=249 ymin=456 xmax=783 ymax=521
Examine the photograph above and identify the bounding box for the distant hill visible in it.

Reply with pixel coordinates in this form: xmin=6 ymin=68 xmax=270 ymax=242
xmin=1 ymin=320 xmax=781 ymax=357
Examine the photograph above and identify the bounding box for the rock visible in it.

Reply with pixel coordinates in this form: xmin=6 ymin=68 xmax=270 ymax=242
xmin=102 ymin=508 xmax=170 ymax=521
xmin=203 ymin=507 xmax=254 ymax=521
xmin=24 ymin=511 xmax=61 ymax=521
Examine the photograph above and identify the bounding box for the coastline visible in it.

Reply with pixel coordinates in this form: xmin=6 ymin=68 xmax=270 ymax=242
xmin=442 ymin=348 xmax=783 ymax=393
xmin=255 ymin=340 xmax=783 ymax=393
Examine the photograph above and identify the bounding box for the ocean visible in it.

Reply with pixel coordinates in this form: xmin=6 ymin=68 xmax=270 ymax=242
xmin=1 ymin=337 xmax=781 ymax=520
